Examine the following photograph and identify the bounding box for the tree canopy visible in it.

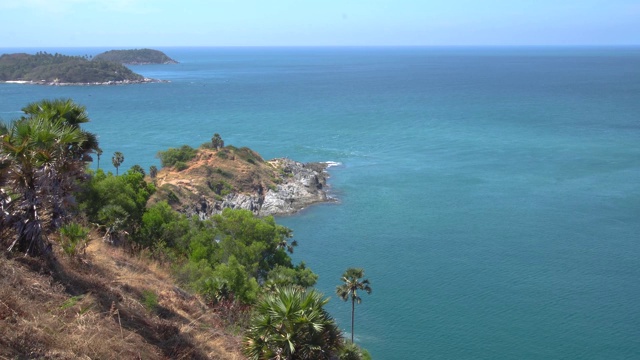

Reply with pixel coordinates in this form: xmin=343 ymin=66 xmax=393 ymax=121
xmin=0 ymin=52 xmax=144 ymax=83
xmin=157 ymin=145 xmax=197 ymax=169
xmin=93 ymin=49 xmax=178 ymax=65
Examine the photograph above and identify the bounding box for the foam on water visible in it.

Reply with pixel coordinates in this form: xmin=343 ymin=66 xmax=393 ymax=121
xmin=323 ymin=161 xmax=343 ymax=168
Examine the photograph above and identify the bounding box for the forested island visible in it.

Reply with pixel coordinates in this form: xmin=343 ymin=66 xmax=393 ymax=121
xmin=0 ymin=52 xmax=159 ymax=85
xmin=94 ymin=48 xmax=178 ymax=65
xmin=0 ymin=99 xmax=371 ymax=359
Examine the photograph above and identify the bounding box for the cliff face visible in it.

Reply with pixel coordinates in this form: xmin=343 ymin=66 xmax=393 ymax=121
xmin=151 ymin=147 xmax=334 ymax=218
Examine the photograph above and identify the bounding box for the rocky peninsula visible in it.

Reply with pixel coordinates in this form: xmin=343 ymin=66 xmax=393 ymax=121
xmin=151 ymin=145 xmax=336 ymax=218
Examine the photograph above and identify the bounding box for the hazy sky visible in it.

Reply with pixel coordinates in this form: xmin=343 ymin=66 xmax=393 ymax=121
xmin=1 ymin=0 xmax=638 ymax=47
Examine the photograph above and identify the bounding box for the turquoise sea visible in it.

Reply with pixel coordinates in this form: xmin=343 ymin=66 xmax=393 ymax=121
xmin=1 ymin=47 xmax=639 ymax=359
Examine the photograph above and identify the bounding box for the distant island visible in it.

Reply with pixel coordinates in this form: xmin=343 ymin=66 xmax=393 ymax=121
xmin=94 ymin=49 xmax=178 ymax=65
xmin=0 ymin=52 xmax=161 ymax=85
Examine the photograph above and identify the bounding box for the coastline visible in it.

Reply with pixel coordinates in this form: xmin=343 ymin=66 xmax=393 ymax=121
xmin=154 ymin=155 xmax=338 ymax=219
xmin=2 ymin=78 xmax=167 ymax=86
xmin=191 ymin=159 xmax=338 ymax=218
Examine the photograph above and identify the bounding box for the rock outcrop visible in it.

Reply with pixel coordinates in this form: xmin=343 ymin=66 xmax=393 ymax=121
xmin=151 ymin=147 xmax=335 ymax=218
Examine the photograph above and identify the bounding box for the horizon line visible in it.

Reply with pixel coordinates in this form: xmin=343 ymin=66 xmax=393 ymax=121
xmin=2 ymin=44 xmax=640 ymax=49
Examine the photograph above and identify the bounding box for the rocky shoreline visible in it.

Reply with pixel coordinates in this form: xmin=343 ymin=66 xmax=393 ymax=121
xmin=180 ymin=159 xmax=337 ymax=219
xmin=3 ymin=78 xmax=167 ymax=86
xmin=126 ymin=60 xmax=179 ymax=65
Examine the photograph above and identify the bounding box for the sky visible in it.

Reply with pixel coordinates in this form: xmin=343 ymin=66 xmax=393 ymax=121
xmin=0 ymin=0 xmax=638 ymax=47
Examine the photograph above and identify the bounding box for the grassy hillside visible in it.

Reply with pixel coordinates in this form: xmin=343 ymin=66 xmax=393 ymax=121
xmin=0 ymin=237 xmax=245 ymax=359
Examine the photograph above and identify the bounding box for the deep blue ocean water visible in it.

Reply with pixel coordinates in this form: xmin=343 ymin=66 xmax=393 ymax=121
xmin=1 ymin=47 xmax=639 ymax=359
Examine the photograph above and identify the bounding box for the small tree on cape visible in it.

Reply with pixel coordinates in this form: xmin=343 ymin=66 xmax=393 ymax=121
xmin=211 ymin=133 xmax=224 ymax=150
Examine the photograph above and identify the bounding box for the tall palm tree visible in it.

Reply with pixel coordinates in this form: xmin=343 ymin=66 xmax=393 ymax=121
xmin=336 ymin=268 xmax=372 ymax=343
xmin=244 ymin=286 xmax=342 ymax=360
xmin=96 ymin=147 xmax=103 ymax=169
xmin=112 ymin=151 xmax=124 ymax=175
xmin=1 ymin=102 xmax=95 ymax=255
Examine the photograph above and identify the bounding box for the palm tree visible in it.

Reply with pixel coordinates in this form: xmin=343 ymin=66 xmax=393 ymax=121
xmin=244 ymin=286 xmax=342 ymax=360
xmin=96 ymin=147 xmax=103 ymax=169
xmin=130 ymin=164 xmax=145 ymax=176
xmin=21 ymin=98 xmax=90 ymax=126
xmin=336 ymin=268 xmax=372 ymax=343
xmin=1 ymin=101 xmax=96 ymax=255
xmin=21 ymin=98 xmax=99 ymax=161
xmin=149 ymin=165 xmax=158 ymax=179
xmin=112 ymin=151 xmax=124 ymax=175
xmin=211 ymin=133 xmax=224 ymax=150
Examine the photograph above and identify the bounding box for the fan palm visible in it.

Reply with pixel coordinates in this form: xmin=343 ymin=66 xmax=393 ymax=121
xmin=336 ymin=268 xmax=372 ymax=343
xmin=112 ymin=151 xmax=124 ymax=175
xmin=244 ymin=286 xmax=342 ymax=360
xmin=1 ymin=99 xmax=98 ymax=255
xmin=96 ymin=147 xmax=103 ymax=169
xmin=22 ymin=98 xmax=99 ymax=161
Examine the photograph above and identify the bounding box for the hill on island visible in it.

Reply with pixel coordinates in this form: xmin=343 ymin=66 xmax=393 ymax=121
xmin=94 ymin=49 xmax=178 ymax=65
xmin=0 ymin=52 xmax=146 ymax=84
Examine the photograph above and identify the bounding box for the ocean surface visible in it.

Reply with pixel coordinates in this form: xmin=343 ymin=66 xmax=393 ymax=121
xmin=1 ymin=46 xmax=639 ymax=359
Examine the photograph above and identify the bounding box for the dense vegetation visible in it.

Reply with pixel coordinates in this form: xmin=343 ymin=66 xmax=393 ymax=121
xmin=1 ymin=99 xmax=371 ymax=359
xmin=0 ymin=52 xmax=144 ymax=83
xmin=0 ymin=99 xmax=99 ymax=255
xmin=94 ymin=49 xmax=178 ymax=64
xmin=157 ymin=144 xmax=198 ymax=170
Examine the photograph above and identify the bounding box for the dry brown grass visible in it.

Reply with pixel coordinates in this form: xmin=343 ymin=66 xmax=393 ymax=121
xmin=0 ymin=237 xmax=245 ymax=359
xmin=150 ymin=147 xmax=282 ymax=209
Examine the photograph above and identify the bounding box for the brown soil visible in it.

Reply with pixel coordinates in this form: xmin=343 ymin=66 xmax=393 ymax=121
xmin=150 ymin=147 xmax=284 ymax=211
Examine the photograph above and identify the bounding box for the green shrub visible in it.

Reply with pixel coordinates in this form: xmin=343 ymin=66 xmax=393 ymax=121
xmin=129 ymin=164 xmax=145 ymax=176
xmin=77 ymin=169 xmax=155 ymax=247
xmin=165 ymin=189 xmax=180 ymax=204
xmin=142 ymin=290 xmax=159 ymax=311
xmin=339 ymin=342 xmax=372 ymax=360
xmin=207 ymin=180 xmax=233 ymax=196
xmin=216 ymin=150 xmax=228 ymax=159
xmin=157 ymin=145 xmax=197 ymax=168
xmin=215 ymin=167 xmax=232 ymax=178
xmin=60 ymin=295 xmax=84 ymax=310
xmin=59 ymin=222 xmax=90 ymax=257
xmin=175 ymin=161 xmax=188 ymax=171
